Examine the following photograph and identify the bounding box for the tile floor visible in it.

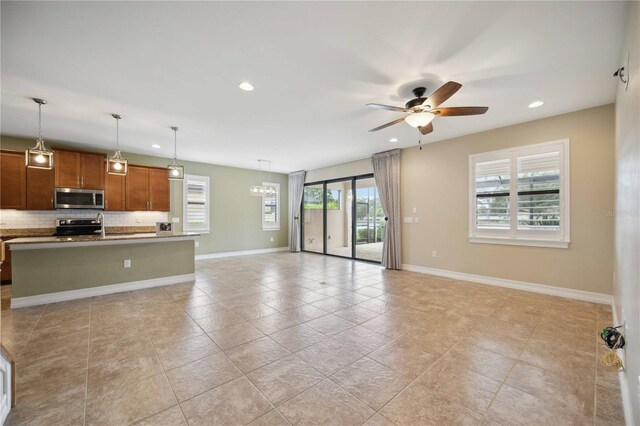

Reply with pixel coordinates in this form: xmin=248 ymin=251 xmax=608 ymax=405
xmin=0 ymin=252 xmax=625 ymax=425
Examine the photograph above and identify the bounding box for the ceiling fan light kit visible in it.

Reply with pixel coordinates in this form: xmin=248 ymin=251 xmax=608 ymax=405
xmin=366 ymin=81 xmax=489 ymax=143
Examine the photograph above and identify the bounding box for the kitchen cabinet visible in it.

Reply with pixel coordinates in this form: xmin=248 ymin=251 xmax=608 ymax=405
xmin=125 ymin=165 xmax=170 ymax=211
xmin=54 ymin=149 xmax=105 ymax=189
xmin=105 ymin=172 xmax=126 ymax=211
xmin=0 ymin=151 xmax=26 ymax=210
xmin=27 ymin=167 xmax=54 ymax=210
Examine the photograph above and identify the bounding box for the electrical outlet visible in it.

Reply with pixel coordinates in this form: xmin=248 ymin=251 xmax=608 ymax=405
xmin=124 ymin=259 xmax=131 ymax=268
xmin=172 ymin=217 xmax=180 ymax=223
xmin=414 ymin=216 xmax=419 ymax=223
xmin=412 ymin=207 xmax=417 ymax=213
xmin=270 ymin=237 xmax=274 ymax=242
xmin=432 ymin=250 xmax=437 ymax=258
xmin=195 ymin=241 xmax=199 ymax=248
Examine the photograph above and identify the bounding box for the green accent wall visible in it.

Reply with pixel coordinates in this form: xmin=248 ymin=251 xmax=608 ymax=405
xmin=11 ymin=240 xmax=194 ymax=298
xmin=1 ymin=135 xmax=289 ymax=255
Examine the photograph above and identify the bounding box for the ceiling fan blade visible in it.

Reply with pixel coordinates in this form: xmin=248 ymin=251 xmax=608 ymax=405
xmin=419 ymin=122 xmax=433 ymax=135
xmin=369 ymin=117 xmax=406 ymax=132
xmin=432 ymin=106 xmax=489 ymax=116
xmin=366 ymin=103 xmax=409 ymax=113
xmin=422 ymin=81 xmax=462 ymax=108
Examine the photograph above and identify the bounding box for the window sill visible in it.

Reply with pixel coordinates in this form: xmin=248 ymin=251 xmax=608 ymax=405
xmin=262 ymin=227 xmax=280 ymax=232
xmin=187 ymin=230 xmax=209 ymax=235
xmin=469 ymin=236 xmax=570 ymax=249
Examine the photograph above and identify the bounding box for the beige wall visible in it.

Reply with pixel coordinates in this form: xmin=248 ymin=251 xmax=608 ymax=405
xmin=401 ymin=104 xmax=615 ymax=295
xmin=613 ymin=1 xmax=639 ymax=424
xmin=305 ymin=158 xmax=372 ymax=183
xmin=0 ymin=135 xmax=288 ymax=255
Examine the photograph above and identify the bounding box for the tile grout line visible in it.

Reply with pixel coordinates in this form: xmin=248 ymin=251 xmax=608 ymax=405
xmin=82 ymin=300 xmax=92 ymax=426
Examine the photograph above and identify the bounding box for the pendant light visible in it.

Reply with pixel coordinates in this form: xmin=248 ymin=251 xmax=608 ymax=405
xmin=250 ymin=160 xmax=266 ymax=196
xmin=26 ymin=98 xmax=54 ymax=169
xmin=167 ymin=126 xmax=184 ymax=180
xmin=106 ymin=114 xmax=128 ymax=175
xmin=250 ymin=160 xmax=278 ymax=196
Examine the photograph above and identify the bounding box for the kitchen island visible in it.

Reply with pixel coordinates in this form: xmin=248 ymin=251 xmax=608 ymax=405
xmin=7 ymin=232 xmax=198 ymax=308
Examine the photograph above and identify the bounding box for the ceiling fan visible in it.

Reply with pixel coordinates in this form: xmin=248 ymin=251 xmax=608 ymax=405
xmin=366 ymin=81 xmax=488 ymax=135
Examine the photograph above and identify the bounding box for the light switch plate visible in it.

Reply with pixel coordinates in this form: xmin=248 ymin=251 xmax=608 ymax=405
xmin=414 ymin=217 xmax=419 ymax=223
xmin=403 ymin=217 xmax=414 ymax=223
xmin=124 ymin=259 xmax=131 ymax=268
xmin=172 ymin=217 xmax=180 ymax=223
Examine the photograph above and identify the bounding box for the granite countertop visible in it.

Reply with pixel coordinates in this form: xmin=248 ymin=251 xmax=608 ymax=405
xmin=7 ymin=232 xmax=200 ymax=247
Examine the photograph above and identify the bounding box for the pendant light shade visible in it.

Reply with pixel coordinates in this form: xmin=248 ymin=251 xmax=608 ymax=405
xmin=26 ymin=98 xmax=54 ymax=169
xmin=167 ymin=126 xmax=184 ymax=180
xmin=107 ymin=114 xmax=128 ymax=175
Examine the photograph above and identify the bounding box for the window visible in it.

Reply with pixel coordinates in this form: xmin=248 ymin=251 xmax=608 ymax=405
xmin=262 ymin=182 xmax=280 ymax=231
xmin=469 ymin=139 xmax=570 ymax=248
xmin=303 ymin=187 xmax=341 ymax=210
xmin=183 ymin=175 xmax=210 ymax=233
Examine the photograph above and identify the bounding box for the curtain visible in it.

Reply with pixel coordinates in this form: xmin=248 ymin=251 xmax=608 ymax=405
xmin=371 ymin=149 xmax=401 ymax=269
xmin=288 ymin=170 xmax=306 ymax=252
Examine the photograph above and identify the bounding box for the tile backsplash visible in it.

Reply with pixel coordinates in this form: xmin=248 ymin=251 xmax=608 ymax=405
xmin=0 ymin=210 xmax=169 ymax=229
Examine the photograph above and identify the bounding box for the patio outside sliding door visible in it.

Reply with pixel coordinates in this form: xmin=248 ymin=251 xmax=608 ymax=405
xmin=355 ymin=176 xmax=384 ymax=262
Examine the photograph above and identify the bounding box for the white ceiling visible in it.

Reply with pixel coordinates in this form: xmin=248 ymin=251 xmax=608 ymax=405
xmin=1 ymin=1 xmax=625 ymax=173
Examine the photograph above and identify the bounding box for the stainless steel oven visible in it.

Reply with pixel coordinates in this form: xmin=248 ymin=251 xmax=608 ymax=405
xmin=54 ymin=188 xmax=104 ymax=209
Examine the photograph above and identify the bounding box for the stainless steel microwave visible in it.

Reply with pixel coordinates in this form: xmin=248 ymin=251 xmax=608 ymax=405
xmin=54 ymin=188 xmax=104 ymax=209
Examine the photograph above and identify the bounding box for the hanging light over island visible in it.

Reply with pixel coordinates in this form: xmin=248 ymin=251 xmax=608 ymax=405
xmin=26 ymin=98 xmax=54 ymax=169
xmin=106 ymin=114 xmax=128 ymax=175
xmin=167 ymin=126 xmax=184 ymax=180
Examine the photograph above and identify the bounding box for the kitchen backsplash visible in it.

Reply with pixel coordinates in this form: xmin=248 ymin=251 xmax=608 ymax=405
xmin=0 ymin=210 xmax=169 ymax=229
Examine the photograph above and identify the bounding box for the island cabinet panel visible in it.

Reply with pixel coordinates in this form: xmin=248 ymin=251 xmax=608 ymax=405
xmin=105 ymin=172 xmax=126 ymax=211
xmin=125 ymin=165 xmax=149 ymax=211
xmin=148 ymin=168 xmax=170 ymax=212
xmin=0 ymin=150 xmax=26 ymax=210
xmin=27 ymin=167 xmax=54 ymax=210
xmin=54 ymin=149 xmax=105 ymax=189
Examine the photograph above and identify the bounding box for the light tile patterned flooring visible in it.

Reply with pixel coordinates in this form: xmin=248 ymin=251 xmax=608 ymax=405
xmin=0 ymin=252 xmax=625 ymax=425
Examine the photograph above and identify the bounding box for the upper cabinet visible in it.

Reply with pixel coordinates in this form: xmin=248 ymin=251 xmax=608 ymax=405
xmin=27 ymin=167 xmax=54 ymax=210
xmin=0 ymin=150 xmax=26 ymax=210
xmin=54 ymin=149 xmax=105 ymax=189
xmin=104 ymin=172 xmax=126 ymax=211
xmin=125 ymin=165 xmax=170 ymax=212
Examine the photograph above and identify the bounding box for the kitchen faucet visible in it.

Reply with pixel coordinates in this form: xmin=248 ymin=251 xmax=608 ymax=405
xmin=96 ymin=212 xmax=105 ymax=238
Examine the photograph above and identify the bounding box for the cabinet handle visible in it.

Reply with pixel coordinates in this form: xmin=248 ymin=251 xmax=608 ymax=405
xmin=77 ymin=176 xmax=80 ymax=186
xmin=81 ymin=176 xmax=84 ymax=187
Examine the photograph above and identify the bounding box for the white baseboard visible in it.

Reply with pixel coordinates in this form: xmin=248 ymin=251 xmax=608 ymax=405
xmin=611 ymin=298 xmax=634 ymax=426
xmin=195 ymin=246 xmax=289 ymax=260
xmin=401 ymin=264 xmax=612 ymax=305
xmin=11 ymin=273 xmax=196 ymax=308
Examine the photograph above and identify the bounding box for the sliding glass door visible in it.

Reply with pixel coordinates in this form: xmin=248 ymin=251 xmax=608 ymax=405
xmin=301 ymin=174 xmax=381 ymax=263
xmin=355 ymin=177 xmax=384 ymax=262
xmin=302 ymin=183 xmax=324 ymax=254
xmin=326 ymin=179 xmax=353 ymax=258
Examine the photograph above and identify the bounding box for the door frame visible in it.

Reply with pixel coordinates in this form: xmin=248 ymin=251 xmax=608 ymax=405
xmin=301 ymin=173 xmax=380 ymax=264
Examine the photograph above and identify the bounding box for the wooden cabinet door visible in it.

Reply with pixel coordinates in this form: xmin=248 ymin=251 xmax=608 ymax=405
xmin=27 ymin=167 xmax=54 ymax=210
xmin=125 ymin=166 xmax=149 ymax=211
xmin=105 ymin=172 xmax=126 ymax=211
xmin=80 ymin=153 xmax=105 ymax=189
xmin=1 ymin=239 xmax=13 ymax=284
xmin=54 ymin=150 xmax=81 ymax=188
xmin=148 ymin=168 xmax=170 ymax=212
xmin=0 ymin=151 xmax=26 ymax=210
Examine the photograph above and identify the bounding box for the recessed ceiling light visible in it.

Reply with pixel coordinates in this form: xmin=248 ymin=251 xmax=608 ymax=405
xmin=389 ymin=138 xmax=398 ymax=143
xmin=528 ymin=100 xmax=544 ymax=108
xmin=151 ymin=144 xmax=161 ymax=149
xmin=239 ymin=82 xmax=254 ymax=91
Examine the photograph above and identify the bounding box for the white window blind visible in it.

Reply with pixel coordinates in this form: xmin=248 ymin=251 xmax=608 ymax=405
xmin=469 ymin=140 xmax=569 ymax=248
xmin=184 ymin=175 xmax=210 ymax=233
xmin=262 ymin=182 xmax=280 ymax=231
